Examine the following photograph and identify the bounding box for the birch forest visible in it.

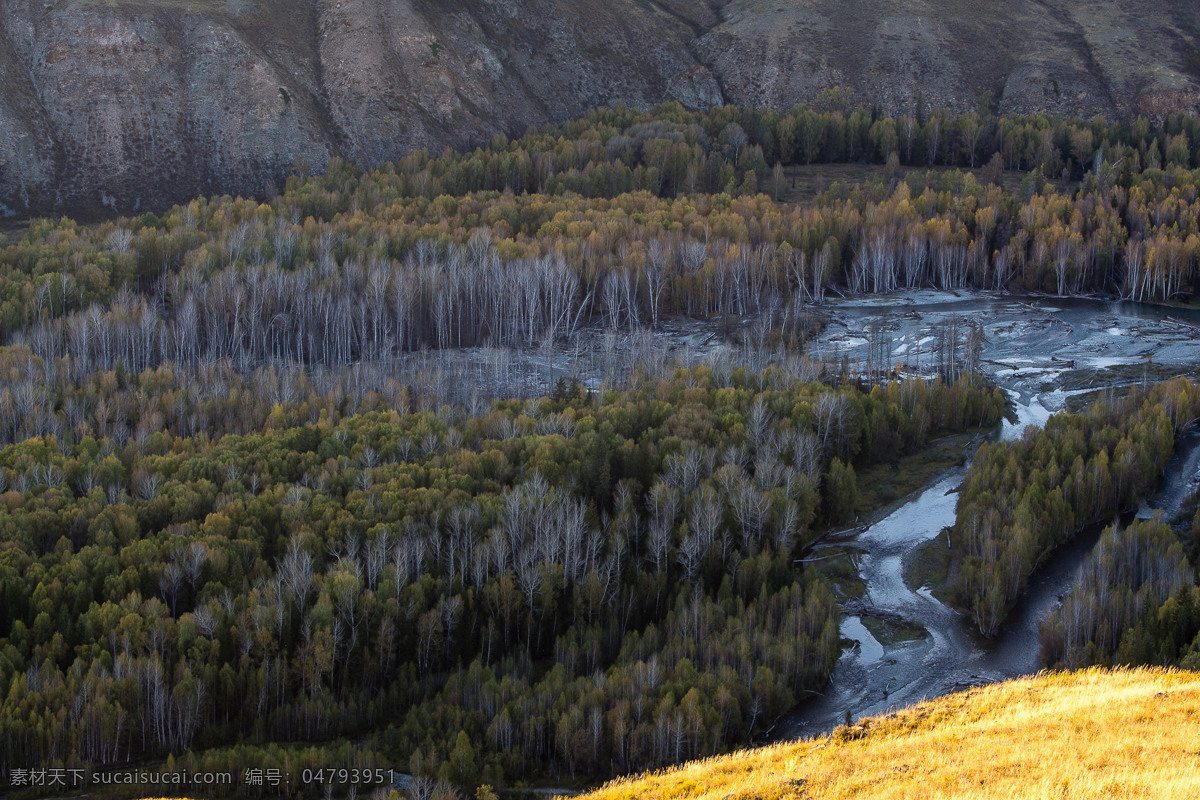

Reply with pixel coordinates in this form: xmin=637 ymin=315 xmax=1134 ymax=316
xmin=3 ymin=98 xmax=1200 ymax=799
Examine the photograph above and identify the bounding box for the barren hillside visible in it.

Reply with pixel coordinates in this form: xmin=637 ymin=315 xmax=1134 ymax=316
xmin=0 ymin=0 xmax=1196 ymax=213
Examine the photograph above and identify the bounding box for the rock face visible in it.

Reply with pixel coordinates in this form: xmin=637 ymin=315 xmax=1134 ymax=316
xmin=697 ymin=0 xmax=1200 ymax=120
xmin=0 ymin=0 xmax=1197 ymax=214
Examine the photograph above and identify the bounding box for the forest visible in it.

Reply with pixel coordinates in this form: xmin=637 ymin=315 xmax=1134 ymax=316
xmin=2 ymin=96 xmax=1200 ymax=390
xmin=1031 ymin=396 xmax=1200 ymax=670
xmin=1039 ymin=517 xmax=1200 ymax=669
xmin=949 ymin=378 xmax=1200 ymax=635
xmin=0 ymin=364 xmax=1003 ymax=795
xmin=3 ymin=97 xmax=1200 ymax=799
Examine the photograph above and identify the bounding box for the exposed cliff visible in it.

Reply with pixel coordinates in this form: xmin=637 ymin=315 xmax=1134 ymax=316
xmin=1 ymin=0 xmax=1197 ymax=214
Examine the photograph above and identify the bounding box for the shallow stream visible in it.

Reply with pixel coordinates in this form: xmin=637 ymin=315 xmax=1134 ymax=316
xmin=778 ymin=291 xmax=1200 ymax=738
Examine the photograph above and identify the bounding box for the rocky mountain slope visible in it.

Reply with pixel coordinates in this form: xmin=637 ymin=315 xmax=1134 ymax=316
xmin=1 ymin=0 xmax=1197 ymax=214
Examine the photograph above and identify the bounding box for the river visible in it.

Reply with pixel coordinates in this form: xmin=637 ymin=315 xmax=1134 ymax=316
xmin=776 ymin=290 xmax=1200 ymax=738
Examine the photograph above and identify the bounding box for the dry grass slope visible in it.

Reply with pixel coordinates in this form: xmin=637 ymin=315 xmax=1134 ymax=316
xmin=578 ymin=668 xmax=1200 ymax=800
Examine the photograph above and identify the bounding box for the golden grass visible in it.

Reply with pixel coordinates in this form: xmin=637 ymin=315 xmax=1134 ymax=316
xmin=579 ymin=668 xmax=1200 ymax=800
